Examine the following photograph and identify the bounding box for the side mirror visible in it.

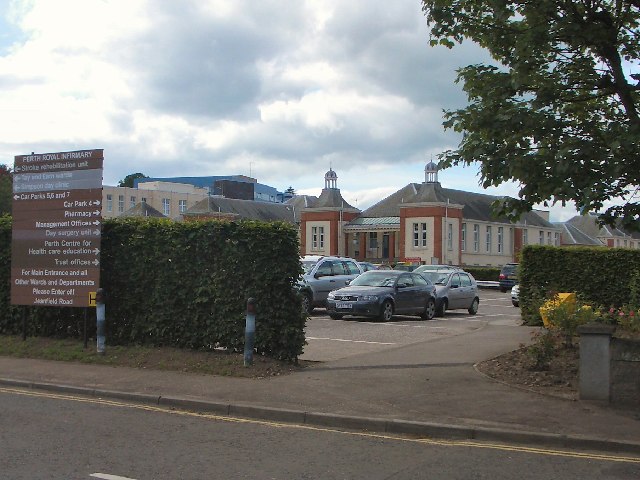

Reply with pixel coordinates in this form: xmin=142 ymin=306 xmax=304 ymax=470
xmin=345 ymin=279 xmax=351 ymax=286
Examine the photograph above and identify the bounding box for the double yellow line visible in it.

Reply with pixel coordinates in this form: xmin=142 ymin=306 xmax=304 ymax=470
xmin=2 ymin=386 xmax=639 ymax=465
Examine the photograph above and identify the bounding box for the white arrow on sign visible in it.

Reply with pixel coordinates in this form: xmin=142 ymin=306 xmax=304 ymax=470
xmin=92 ymin=200 xmax=101 ymax=206
xmin=92 ymin=259 xmax=100 ymax=266
xmin=93 ymin=229 xmax=100 ymax=235
xmin=93 ymin=248 xmax=100 ymax=255
xmin=92 ymin=220 xmax=101 ymax=226
xmin=13 ymin=194 xmax=19 ymax=200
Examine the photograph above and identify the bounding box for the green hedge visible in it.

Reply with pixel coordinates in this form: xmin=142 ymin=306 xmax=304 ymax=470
xmin=0 ymin=217 xmax=305 ymax=361
xmin=519 ymin=245 xmax=640 ymax=325
xmin=463 ymin=266 xmax=500 ymax=281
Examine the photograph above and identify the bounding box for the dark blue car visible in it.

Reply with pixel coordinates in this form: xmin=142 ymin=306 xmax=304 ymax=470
xmin=326 ymin=270 xmax=437 ymax=321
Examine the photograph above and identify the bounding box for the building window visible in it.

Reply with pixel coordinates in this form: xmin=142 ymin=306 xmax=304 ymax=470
xmin=312 ymin=227 xmax=318 ymax=250
xmin=179 ymin=200 xmax=187 ymax=213
xmin=369 ymin=231 xmax=378 ymax=249
xmin=162 ymin=198 xmax=170 ymax=216
xmin=106 ymin=194 xmax=113 ymax=213
xmin=547 ymin=231 xmax=552 ymax=245
xmin=498 ymin=227 xmax=504 ymax=253
xmin=539 ymin=231 xmax=544 ymax=245
xmin=319 ymin=227 xmax=325 ymax=248
xmin=555 ymin=232 xmax=560 ymax=246
xmin=486 ymin=226 xmax=492 ymax=253
xmin=130 ymin=196 xmax=136 ymax=208
xmin=447 ymin=223 xmax=453 ymax=250
xmin=461 ymin=224 xmax=466 ymax=252
xmin=523 ymin=229 xmax=528 ymax=245
xmin=473 ymin=224 xmax=479 ymax=252
xmin=141 ymin=197 xmax=147 ymax=203
xmin=412 ymin=223 xmax=427 ymax=248
xmin=118 ymin=195 xmax=124 ymax=213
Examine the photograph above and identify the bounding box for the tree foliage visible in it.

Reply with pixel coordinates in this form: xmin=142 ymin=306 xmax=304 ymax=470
xmin=422 ymin=0 xmax=640 ymax=230
xmin=0 ymin=164 xmax=12 ymax=216
xmin=118 ymin=172 xmax=148 ymax=188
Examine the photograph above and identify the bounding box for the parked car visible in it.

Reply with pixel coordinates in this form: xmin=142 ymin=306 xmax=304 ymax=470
xmin=414 ymin=264 xmax=463 ymax=274
xmin=297 ymin=255 xmax=364 ymax=313
xmin=357 ymin=262 xmax=378 ymax=272
xmin=393 ymin=262 xmax=418 ymax=272
xmin=499 ymin=263 xmax=519 ymax=292
xmin=511 ymin=284 xmax=520 ymax=307
xmin=418 ymin=269 xmax=479 ymax=316
xmin=326 ymin=270 xmax=437 ymax=321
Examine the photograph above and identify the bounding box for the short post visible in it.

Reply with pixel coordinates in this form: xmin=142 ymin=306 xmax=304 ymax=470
xmin=96 ymin=288 xmax=106 ymax=355
xmin=244 ymin=298 xmax=256 ymax=367
xmin=577 ymin=322 xmax=616 ymax=402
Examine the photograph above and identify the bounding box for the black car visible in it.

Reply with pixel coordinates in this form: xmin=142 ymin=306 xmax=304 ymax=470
xmin=326 ymin=270 xmax=437 ymax=321
xmin=499 ymin=263 xmax=519 ymax=292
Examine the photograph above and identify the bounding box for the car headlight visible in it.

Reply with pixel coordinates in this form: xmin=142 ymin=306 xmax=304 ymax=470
xmin=360 ymin=295 xmax=378 ymax=301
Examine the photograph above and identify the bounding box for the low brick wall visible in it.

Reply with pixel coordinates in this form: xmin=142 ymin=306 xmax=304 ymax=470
xmin=611 ymin=338 xmax=640 ymax=407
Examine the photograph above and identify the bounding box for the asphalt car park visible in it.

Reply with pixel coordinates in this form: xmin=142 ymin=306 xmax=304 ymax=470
xmin=301 ymin=288 xmax=521 ymax=362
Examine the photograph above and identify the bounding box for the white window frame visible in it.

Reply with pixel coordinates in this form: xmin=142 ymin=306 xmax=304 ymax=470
xmin=319 ymin=226 xmax=325 ymax=249
xmin=539 ymin=231 xmax=544 ymax=245
xmin=523 ymin=229 xmax=528 ymax=245
xmin=447 ymin=223 xmax=453 ymax=250
xmin=486 ymin=226 xmax=492 ymax=253
xmin=461 ymin=223 xmax=466 ymax=252
xmin=497 ymin=227 xmax=504 ymax=253
xmin=130 ymin=196 xmax=136 ymax=208
xmin=473 ymin=224 xmax=479 ymax=252
xmin=106 ymin=194 xmax=113 ymax=213
xmin=162 ymin=198 xmax=170 ymax=216
xmin=413 ymin=223 xmax=419 ymax=247
xmin=312 ymin=227 xmax=318 ymax=250
xmin=179 ymin=200 xmax=187 ymax=213
xmin=421 ymin=223 xmax=427 ymax=247
xmin=118 ymin=195 xmax=124 ymax=213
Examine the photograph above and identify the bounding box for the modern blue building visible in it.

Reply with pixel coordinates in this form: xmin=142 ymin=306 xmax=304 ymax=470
xmin=135 ymin=175 xmax=292 ymax=203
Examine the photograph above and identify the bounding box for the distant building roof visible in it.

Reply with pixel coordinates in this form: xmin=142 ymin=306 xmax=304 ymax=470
xmin=566 ymin=214 xmax=640 ymax=241
xmin=183 ymin=196 xmax=296 ymax=223
xmin=359 ymin=182 xmax=555 ymax=227
xmin=120 ymin=201 xmax=166 ymax=218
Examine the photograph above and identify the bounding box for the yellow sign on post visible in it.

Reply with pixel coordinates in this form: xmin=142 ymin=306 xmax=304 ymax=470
xmin=89 ymin=291 xmax=97 ymax=307
xmin=539 ymin=292 xmax=576 ymax=327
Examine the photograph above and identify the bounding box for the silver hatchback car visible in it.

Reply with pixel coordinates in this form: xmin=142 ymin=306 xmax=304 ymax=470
xmin=418 ymin=269 xmax=479 ymax=316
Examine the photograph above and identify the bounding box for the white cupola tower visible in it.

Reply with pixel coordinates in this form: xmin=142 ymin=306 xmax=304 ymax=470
xmin=325 ymin=168 xmax=338 ymax=189
xmin=424 ymin=160 xmax=439 ymax=184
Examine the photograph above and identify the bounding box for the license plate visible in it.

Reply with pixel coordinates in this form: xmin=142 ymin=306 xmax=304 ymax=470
xmin=336 ymin=301 xmax=353 ymax=309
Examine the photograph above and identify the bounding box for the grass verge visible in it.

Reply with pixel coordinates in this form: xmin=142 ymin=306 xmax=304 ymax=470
xmin=0 ymin=335 xmax=306 ymax=378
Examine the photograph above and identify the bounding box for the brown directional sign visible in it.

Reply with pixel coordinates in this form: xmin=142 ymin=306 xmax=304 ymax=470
xmin=11 ymin=149 xmax=103 ymax=307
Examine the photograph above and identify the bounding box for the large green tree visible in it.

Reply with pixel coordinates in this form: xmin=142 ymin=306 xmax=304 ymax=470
xmin=422 ymin=0 xmax=640 ymax=229
xmin=0 ymin=164 xmax=12 ymax=216
xmin=118 ymin=172 xmax=149 ymax=188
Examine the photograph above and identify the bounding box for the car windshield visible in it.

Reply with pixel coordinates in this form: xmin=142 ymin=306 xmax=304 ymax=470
xmin=421 ymin=271 xmax=451 ymax=285
xmin=350 ymin=271 xmax=398 ymax=287
xmin=301 ymin=261 xmax=316 ymax=274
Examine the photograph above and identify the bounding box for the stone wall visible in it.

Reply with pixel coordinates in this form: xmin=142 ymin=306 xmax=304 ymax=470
xmin=611 ymin=338 xmax=640 ymax=407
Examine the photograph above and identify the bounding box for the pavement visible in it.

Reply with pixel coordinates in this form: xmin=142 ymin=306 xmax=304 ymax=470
xmin=1 ymin=320 xmax=639 ymax=455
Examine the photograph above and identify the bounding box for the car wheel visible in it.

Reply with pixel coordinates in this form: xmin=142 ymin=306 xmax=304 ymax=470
xmin=301 ymin=293 xmax=313 ymax=314
xmin=379 ymin=300 xmax=393 ymax=322
xmin=468 ymin=297 xmax=479 ymax=315
xmin=421 ymin=298 xmax=436 ymax=320
xmin=435 ymin=298 xmax=447 ymax=317
xmin=329 ymin=313 xmax=343 ymax=320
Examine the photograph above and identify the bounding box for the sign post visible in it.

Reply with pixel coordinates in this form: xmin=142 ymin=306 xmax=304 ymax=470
xmin=10 ymin=149 xmax=103 ymax=311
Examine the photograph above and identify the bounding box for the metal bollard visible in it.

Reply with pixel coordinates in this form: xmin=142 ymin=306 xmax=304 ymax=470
xmin=244 ymin=298 xmax=256 ymax=367
xmin=96 ymin=288 xmax=106 ymax=355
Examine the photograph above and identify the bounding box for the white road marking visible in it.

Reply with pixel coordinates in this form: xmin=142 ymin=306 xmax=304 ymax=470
xmin=90 ymin=474 xmax=137 ymax=480
xmin=306 ymin=336 xmax=396 ymax=345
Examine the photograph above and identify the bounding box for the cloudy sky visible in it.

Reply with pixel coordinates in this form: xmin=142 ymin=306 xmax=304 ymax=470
xmin=0 ymin=0 xmax=581 ymax=221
